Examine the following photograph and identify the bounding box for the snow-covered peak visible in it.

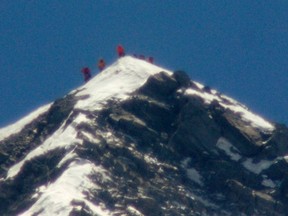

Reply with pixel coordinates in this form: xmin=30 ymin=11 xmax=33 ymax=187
xmin=74 ymin=56 xmax=172 ymax=111
xmin=1 ymin=55 xmax=286 ymax=216
xmin=3 ymin=57 xmax=173 ymax=179
xmin=0 ymin=56 xmax=170 ymax=143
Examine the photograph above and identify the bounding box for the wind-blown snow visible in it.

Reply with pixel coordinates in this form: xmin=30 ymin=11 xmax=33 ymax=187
xmin=19 ymin=160 xmax=111 ymax=216
xmin=185 ymin=86 xmax=274 ymax=133
xmin=0 ymin=103 xmax=51 ymax=141
xmin=74 ymin=56 xmax=172 ymax=111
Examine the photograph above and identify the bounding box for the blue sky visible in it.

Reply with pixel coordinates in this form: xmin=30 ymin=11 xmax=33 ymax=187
xmin=0 ymin=1 xmax=287 ymax=127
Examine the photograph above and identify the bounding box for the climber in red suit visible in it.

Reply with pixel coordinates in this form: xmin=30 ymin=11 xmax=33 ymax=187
xmin=81 ymin=67 xmax=91 ymax=83
xmin=98 ymin=58 xmax=106 ymax=71
xmin=117 ymin=45 xmax=125 ymax=57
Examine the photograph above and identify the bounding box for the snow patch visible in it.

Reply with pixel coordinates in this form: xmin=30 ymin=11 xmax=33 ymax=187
xmin=181 ymin=158 xmax=190 ymax=168
xmin=262 ymin=178 xmax=276 ymax=188
xmin=216 ymin=137 xmax=241 ymax=161
xmin=144 ymin=154 xmax=178 ymax=171
xmin=242 ymin=159 xmax=274 ymax=174
xmin=81 ymin=131 xmax=101 ymax=143
xmin=185 ymin=88 xmax=218 ymax=104
xmin=127 ymin=206 xmax=144 ymax=216
xmin=0 ymin=103 xmax=51 ymax=141
xmin=216 ymin=138 xmax=276 ymax=175
xmin=186 ymin=168 xmax=204 ymax=186
xmin=181 ymin=158 xmax=204 ymax=186
xmin=19 ymin=160 xmax=111 ymax=216
xmin=193 ymin=82 xmax=205 ymax=89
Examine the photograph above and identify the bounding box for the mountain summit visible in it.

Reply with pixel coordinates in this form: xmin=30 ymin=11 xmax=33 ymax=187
xmin=1 ymin=56 xmax=288 ymax=215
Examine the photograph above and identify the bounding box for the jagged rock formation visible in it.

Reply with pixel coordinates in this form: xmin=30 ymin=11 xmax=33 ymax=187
xmin=0 ymin=56 xmax=288 ymax=216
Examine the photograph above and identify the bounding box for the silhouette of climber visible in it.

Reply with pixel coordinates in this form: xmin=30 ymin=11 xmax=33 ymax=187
xmin=81 ymin=67 xmax=91 ymax=83
xmin=139 ymin=55 xmax=145 ymax=60
xmin=148 ymin=57 xmax=154 ymax=64
xmin=98 ymin=58 xmax=106 ymax=71
xmin=117 ymin=45 xmax=125 ymax=57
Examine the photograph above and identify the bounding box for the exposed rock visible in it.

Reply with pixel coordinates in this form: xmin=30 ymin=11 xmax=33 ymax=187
xmin=263 ymin=124 xmax=288 ymax=158
xmin=0 ymin=94 xmax=76 ymax=177
xmin=169 ymin=98 xmax=221 ymax=158
xmin=212 ymin=109 xmax=264 ymax=156
xmin=136 ymin=71 xmax=179 ymax=100
xmin=172 ymin=70 xmax=192 ymax=87
xmin=226 ymin=179 xmax=285 ymax=215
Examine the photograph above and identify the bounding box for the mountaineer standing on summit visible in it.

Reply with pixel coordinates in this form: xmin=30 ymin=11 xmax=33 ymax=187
xmin=117 ymin=44 xmax=125 ymax=57
xmin=81 ymin=67 xmax=91 ymax=83
xmin=98 ymin=58 xmax=106 ymax=71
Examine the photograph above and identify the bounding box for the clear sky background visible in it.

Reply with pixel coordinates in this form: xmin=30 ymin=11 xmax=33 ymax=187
xmin=0 ymin=1 xmax=287 ymax=128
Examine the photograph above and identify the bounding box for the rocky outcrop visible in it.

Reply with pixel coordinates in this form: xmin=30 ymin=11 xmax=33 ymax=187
xmin=0 ymin=94 xmax=76 ymax=178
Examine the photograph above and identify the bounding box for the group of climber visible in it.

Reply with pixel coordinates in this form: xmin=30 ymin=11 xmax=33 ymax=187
xmin=81 ymin=58 xmax=107 ymax=82
xmin=133 ymin=54 xmax=154 ymax=64
xmin=81 ymin=45 xmax=154 ymax=83
xmin=81 ymin=45 xmax=124 ymax=83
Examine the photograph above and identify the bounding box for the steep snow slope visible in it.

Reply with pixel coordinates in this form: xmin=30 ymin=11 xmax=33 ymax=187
xmin=20 ymin=160 xmax=111 ymax=216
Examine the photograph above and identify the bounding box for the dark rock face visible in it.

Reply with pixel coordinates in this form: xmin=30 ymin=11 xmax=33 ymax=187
xmin=0 ymin=148 xmax=66 ymax=215
xmin=0 ymin=94 xmax=76 ymax=215
xmin=0 ymin=71 xmax=288 ymax=215
xmin=0 ymin=94 xmax=76 ymax=177
xmin=169 ymin=99 xmax=221 ymax=158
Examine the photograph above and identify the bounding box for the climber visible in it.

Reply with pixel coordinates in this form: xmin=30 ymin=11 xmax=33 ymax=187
xmin=138 ymin=55 xmax=145 ymax=60
xmin=81 ymin=67 xmax=91 ymax=83
xmin=98 ymin=58 xmax=106 ymax=71
xmin=117 ymin=44 xmax=125 ymax=57
xmin=147 ymin=57 xmax=154 ymax=64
